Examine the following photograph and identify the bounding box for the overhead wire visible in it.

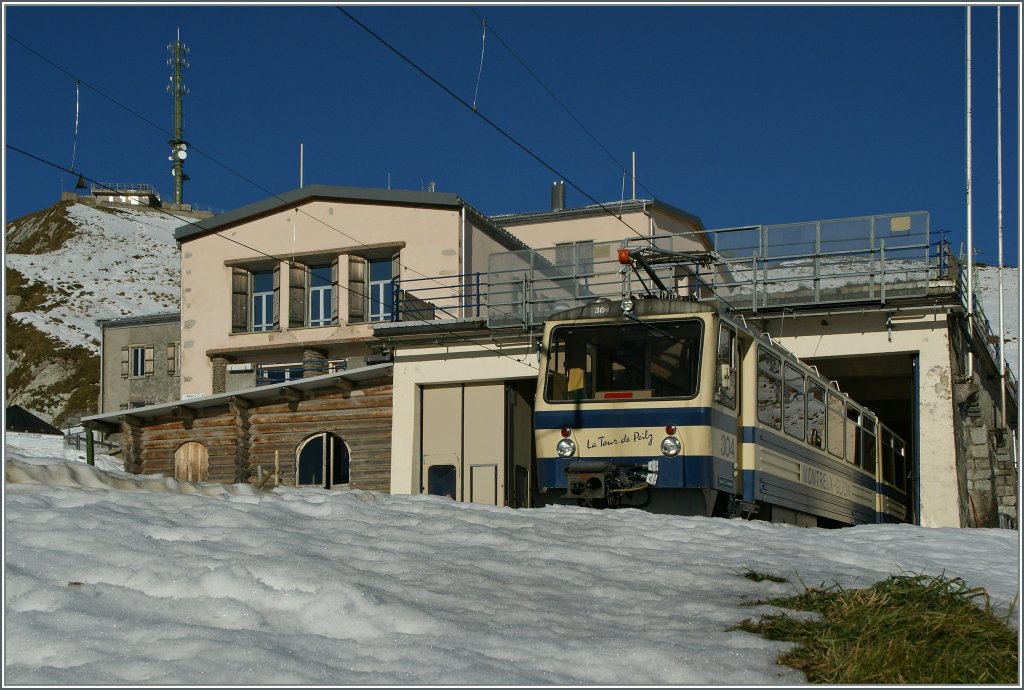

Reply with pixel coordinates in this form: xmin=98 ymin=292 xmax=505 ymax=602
xmin=468 ymin=8 xmax=659 ymax=201
xmin=6 ymin=33 xmax=528 ymax=326
xmin=335 ymin=6 xmax=652 ymax=243
xmin=8 ymin=16 xmax=656 ymax=363
xmin=6 ymin=144 xmax=540 ymax=367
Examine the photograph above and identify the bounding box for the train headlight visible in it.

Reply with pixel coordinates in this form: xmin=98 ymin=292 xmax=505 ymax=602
xmin=556 ymin=438 xmax=577 ymax=458
xmin=660 ymin=436 xmax=681 ymax=457
xmin=620 ymin=297 xmax=634 ymax=313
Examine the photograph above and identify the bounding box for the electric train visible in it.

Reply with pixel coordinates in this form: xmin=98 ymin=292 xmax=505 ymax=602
xmin=532 ymin=296 xmax=910 ymax=527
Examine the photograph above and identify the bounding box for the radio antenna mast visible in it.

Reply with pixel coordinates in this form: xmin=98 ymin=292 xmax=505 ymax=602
xmin=167 ymin=28 xmax=190 ymax=205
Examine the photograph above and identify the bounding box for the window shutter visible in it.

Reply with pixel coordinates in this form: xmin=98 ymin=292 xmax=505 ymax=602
xmin=331 ymin=257 xmax=340 ymax=325
xmin=144 ymin=346 xmax=155 ymax=376
xmin=231 ymin=268 xmax=249 ymax=333
xmin=348 ymin=255 xmax=366 ymax=322
xmin=289 ymin=263 xmax=306 ymax=328
xmin=166 ymin=342 xmax=177 ymax=375
xmin=121 ymin=347 xmax=129 ymax=378
xmin=272 ymin=263 xmax=281 ymax=330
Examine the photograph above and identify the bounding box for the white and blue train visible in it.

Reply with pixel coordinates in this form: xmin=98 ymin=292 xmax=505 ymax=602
xmin=533 ymin=296 xmax=910 ymax=527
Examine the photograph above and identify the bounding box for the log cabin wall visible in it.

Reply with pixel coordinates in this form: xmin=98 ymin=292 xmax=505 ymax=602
xmin=133 ymin=378 xmax=393 ymax=491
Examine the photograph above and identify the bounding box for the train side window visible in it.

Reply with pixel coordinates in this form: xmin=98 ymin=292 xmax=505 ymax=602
xmin=862 ymin=416 xmax=877 ymax=475
xmin=757 ymin=348 xmax=782 ymax=429
xmin=715 ymin=324 xmax=736 ymax=409
xmin=846 ymin=404 xmax=862 ymax=466
xmin=807 ymin=382 xmax=826 ymax=449
xmin=783 ymin=364 xmax=805 ymax=440
xmin=894 ymin=439 xmax=907 ymax=491
xmin=881 ymin=428 xmax=895 ymax=485
xmin=826 ymin=392 xmax=844 ymax=459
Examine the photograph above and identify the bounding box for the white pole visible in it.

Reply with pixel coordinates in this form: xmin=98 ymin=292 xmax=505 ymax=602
xmin=997 ymin=7 xmax=1005 ymax=426
xmin=632 ymin=151 xmax=636 ymax=200
xmin=966 ymin=6 xmax=974 ymax=380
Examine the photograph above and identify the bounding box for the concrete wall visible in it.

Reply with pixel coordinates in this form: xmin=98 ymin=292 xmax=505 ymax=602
xmin=100 ymin=319 xmax=181 ymax=413
xmin=760 ymin=309 xmax=960 ymax=527
xmin=389 ymin=339 xmax=539 ymax=495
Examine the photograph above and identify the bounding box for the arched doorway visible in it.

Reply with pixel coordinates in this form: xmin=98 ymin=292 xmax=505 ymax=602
xmin=174 ymin=441 xmax=209 ymax=482
xmin=296 ymin=432 xmax=350 ymax=489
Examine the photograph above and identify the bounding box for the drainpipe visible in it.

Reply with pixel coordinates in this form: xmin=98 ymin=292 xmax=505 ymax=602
xmin=460 ymin=204 xmax=467 ymax=318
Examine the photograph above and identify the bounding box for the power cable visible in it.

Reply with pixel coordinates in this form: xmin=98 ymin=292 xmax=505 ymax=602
xmin=7 ymin=144 xmax=539 ymax=368
xmin=468 ymin=8 xmax=659 ymax=201
xmin=336 ymin=6 xmax=651 ymax=243
xmin=6 ymin=33 xmax=532 ymax=316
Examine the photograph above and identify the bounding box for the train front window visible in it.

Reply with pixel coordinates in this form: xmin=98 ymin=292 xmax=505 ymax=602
xmin=544 ymin=320 xmax=703 ymax=402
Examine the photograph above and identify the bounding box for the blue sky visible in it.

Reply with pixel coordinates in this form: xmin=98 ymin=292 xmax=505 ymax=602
xmin=4 ymin=3 xmax=1019 ymax=266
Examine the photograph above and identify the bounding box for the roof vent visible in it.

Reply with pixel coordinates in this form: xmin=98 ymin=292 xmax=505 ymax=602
xmin=551 ymin=180 xmax=566 ymax=211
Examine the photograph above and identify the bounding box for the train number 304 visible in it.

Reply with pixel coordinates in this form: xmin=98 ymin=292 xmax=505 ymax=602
xmin=719 ymin=433 xmax=736 ymax=460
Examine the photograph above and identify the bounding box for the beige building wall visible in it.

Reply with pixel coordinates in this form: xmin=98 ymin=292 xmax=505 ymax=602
xmin=389 ymin=340 xmax=539 ymax=495
xmin=180 ymin=200 xmax=464 ymax=395
xmin=764 ymin=309 xmax=959 ymax=527
xmin=500 ymin=206 xmax=706 ymax=249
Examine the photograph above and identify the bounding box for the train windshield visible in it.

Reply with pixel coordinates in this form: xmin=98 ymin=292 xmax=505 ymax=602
xmin=544 ymin=319 xmax=703 ymax=402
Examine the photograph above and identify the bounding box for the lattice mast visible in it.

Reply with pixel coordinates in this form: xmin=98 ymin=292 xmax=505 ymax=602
xmin=167 ymin=28 xmax=190 ymax=205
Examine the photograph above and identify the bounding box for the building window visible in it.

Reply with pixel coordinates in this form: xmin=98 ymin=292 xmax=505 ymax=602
xmin=252 ymin=271 xmax=274 ymax=331
xmin=296 ymin=432 xmax=349 ymax=488
xmin=368 ymin=259 xmax=394 ymax=322
xmin=232 ymin=265 xmax=279 ymax=333
xmin=122 ymin=345 xmax=154 ymax=378
xmin=555 ymin=240 xmax=595 ymax=276
xmin=308 ymin=264 xmax=333 ymax=327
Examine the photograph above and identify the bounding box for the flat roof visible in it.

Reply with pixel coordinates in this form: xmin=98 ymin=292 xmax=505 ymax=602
xmin=491 ymin=198 xmax=705 ymax=232
xmin=173 ymin=184 xmax=529 ymax=252
xmin=82 ymin=362 xmax=393 ymax=427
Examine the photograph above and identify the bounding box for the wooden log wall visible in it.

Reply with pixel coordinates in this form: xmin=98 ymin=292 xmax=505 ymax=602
xmin=247 ymin=382 xmax=393 ymax=491
xmin=133 ymin=378 xmax=393 ymax=492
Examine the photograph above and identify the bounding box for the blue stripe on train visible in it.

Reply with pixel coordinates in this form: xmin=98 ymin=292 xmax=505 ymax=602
xmin=535 ymin=406 xmax=735 ymax=434
xmin=741 ymin=426 xmax=877 ymax=490
xmin=536 ymin=454 xmax=736 ymax=492
xmin=742 ymin=469 xmax=876 ymax=525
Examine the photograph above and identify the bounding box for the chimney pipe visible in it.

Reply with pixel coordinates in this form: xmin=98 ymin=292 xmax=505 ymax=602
xmin=551 ymin=180 xmax=566 ymax=211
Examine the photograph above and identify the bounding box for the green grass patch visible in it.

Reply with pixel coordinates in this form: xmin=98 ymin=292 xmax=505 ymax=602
xmin=736 ymin=573 xmax=1018 ymax=684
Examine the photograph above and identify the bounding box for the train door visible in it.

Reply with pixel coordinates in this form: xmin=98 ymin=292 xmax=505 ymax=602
xmin=420 ymin=383 xmax=507 ymax=505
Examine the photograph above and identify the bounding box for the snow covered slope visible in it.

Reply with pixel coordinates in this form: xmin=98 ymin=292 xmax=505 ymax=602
xmin=4 ymin=201 xmax=182 ymax=425
xmin=6 ymin=202 xmax=181 ymax=352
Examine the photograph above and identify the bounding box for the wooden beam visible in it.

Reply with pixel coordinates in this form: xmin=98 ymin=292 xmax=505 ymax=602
xmin=334 ymin=378 xmax=354 ymax=394
xmin=84 ymin=420 xmax=118 ymax=435
xmin=171 ymin=406 xmax=197 ymax=421
xmin=228 ymin=395 xmax=251 ymax=409
xmin=118 ymin=415 xmax=143 ymax=428
xmin=281 ymin=387 xmax=304 ymax=403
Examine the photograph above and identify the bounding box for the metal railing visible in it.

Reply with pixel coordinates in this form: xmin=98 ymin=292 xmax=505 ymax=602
xmin=482 ymin=211 xmax=934 ymax=328
xmin=390 ymin=273 xmax=484 ymax=322
xmin=90 ymin=182 xmax=160 ymax=196
xmin=956 ymin=260 xmax=1019 ymax=407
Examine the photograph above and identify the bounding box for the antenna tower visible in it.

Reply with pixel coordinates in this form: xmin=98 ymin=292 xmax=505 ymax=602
xmin=167 ymin=29 xmax=190 ymax=205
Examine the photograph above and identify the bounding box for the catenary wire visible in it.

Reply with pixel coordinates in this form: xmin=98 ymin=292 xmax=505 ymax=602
xmin=468 ymin=8 xmax=659 ymax=201
xmin=7 ymin=144 xmax=540 ymax=368
xmin=6 ymin=32 xmax=622 ymax=315
xmin=339 ymin=6 xmax=651 ymax=243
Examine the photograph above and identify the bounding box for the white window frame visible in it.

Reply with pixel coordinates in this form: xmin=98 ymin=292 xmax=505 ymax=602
xmin=252 ymin=271 xmax=274 ymax=332
xmin=308 ymin=264 xmax=332 ymax=327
